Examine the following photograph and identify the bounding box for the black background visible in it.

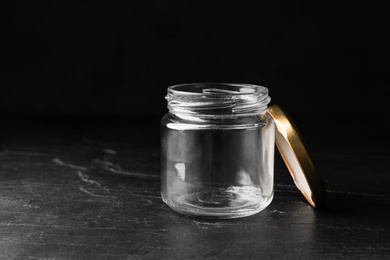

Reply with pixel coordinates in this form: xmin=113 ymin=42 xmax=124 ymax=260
xmin=1 ymin=1 xmax=389 ymax=118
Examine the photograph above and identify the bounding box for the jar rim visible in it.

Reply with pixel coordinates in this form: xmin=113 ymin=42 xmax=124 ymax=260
xmin=168 ymin=83 xmax=268 ymax=96
xmin=166 ymin=83 xmax=271 ymax=117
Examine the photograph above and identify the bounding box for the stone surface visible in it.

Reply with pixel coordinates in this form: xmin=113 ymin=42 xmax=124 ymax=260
xmin=0 ymin=116 xmax=389 ymax=259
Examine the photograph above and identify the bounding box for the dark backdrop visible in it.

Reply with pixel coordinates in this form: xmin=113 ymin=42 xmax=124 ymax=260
xmin=1 ymin=1 xmax=389 ymax=118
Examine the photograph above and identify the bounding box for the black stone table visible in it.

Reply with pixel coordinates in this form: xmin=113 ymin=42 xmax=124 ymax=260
xmin=0 ymin=115 xmax=389 ymax=259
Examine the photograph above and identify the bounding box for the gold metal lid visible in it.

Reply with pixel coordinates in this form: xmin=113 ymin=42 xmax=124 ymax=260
xmin=267 ymin=105 xmax=326 ymax=208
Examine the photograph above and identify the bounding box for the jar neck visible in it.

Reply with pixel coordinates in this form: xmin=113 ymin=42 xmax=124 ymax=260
xmin=165 ymin=83 xmax=271 ymax=118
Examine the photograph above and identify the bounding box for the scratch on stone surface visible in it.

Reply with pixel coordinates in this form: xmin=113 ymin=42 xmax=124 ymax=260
xmin=128 ymin=191 xmax=161 ymax=199
xmin=79 ymin=186 xmax=115 ymax=198
xmin=77 ymin=171 xmax=116 ymax=198
xmin=97 ymin=160 xmax=160 ymax=180
xmin=106 ymin=167 xmax=159 ymax=180
xmin=193 ymin=221 xmax=226 ymax=229
xmin=103 ymin=148 xmax=117 ymax=155
xmin=52 ymin=158 xmax=88 ymax=171
xmin=77 ymin=171 xmax=101 ymax=186
xmin=53 ymin=157 xmax=159 ymax=180
xmin=270 ymin=209 xmax=288 ymax=215
xmin=22 ymin=204 xmax=40 ymax=209
xmin=93 ymin=158 xmax=122 ymax=171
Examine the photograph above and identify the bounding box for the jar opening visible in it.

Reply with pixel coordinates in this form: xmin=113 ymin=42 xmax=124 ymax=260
xmin=166 ymin=83 xmax=271 ymax=117
xmin=169 ymin=83 xmax=263 ymax=95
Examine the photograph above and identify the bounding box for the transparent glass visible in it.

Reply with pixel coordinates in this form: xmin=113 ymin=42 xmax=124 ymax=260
xmin=161 ymin=83 xmax=275 ymax=219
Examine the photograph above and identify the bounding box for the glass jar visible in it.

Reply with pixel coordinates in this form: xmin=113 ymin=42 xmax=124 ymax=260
xmin=161 ymin=83 xmax=275 ymax=219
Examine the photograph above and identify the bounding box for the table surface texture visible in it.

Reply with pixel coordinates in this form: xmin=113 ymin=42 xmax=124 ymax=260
xmin=0 ymin=115 xmax=389 ymax=259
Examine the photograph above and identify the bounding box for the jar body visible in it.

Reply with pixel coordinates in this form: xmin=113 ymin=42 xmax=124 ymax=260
xmin=161 ymin=112 xmax=275 ymax=219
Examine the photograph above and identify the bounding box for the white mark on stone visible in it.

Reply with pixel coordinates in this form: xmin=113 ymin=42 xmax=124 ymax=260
xmin=52 ymin=158 xmax=88 ymax=171
xmin=270 ymin=209 xmax=288 ymax=215
xmin=79 ymin=186 xmax=112 ymax=198
xmin=79 ymin=186 xmax=115 ymax=198
xmin=193 ymin=221 xmax=226 ymax=229
xmin=103 ymin=148 xmax=117 ymax=155
xmin=102 ymin=165 xmax=160 ymax=179
xmin=77 ymin=171 xmax=100 ymax=186
xmin=23 ymin=204 xmax=40 ymax=209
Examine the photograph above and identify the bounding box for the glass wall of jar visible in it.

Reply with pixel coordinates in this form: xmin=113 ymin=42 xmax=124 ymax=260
xmin=161 ymin=83 xmax=275 ymax=219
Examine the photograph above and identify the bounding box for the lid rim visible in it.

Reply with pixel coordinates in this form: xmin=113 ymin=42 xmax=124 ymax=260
xmin=268 ymin=105 xmax=326 ymax=208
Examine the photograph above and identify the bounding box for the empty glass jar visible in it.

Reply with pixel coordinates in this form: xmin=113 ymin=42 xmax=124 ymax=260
xmin=161 ymin=83 xmax=275 ymax=218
